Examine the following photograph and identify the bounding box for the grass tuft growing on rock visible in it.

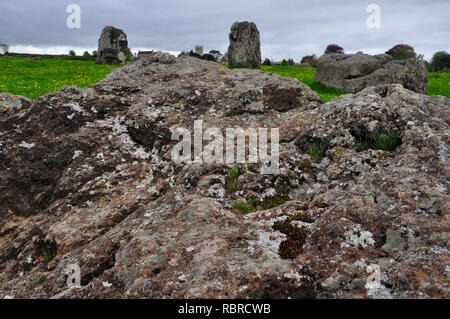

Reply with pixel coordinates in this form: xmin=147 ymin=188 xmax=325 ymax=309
xmin=42 ymin=246 xmax=55 ymax=263
xmin=226 ymin=165 xmax=242 ymax=193
xmin=233 ymin=200 xmax=253 ymax=214
xmin=372 ymin=132 xmax=401 ymax=151
xmin=355 ymin=131 xmax=401 ymax=152
xmin=232 ymin=191 xmax=291 ymax=214
xmin=307 ymin=143 xmax=326 ymax=162
xmin=253 ymin=194 xmax=291 ymax=210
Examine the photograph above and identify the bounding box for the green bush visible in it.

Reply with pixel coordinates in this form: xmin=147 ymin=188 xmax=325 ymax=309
xmin=262 ymin=58 xmax=271 ymax=66
xmin=392 ymin=48 xmax=411 ymax=60
xmin=325 ymin=44 xmax=344 ymax=54
xmin=386 ymin=44 xmax=415 ymax=58
xmin=69 ymin=50 xmax=76 ymax=57
xmin=301 ymin=55 xmax=319 ymax=67
xmin=431 ymin=51 xmax=450 ymax=72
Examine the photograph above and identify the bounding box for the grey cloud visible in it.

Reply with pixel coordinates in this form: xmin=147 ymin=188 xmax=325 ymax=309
xmin=0 ymin=0 xmax=448 ymax=60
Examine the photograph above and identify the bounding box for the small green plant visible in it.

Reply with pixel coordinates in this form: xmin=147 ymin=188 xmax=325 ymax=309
xmin=307 ymin=143 xmax=326 ymax=162
xmin=372 ymin=132 xmax=400 ymax=151
xmin=253 ymin=194 xmax=291 ymax=210
xmin=356 ymin=141 xmax=369 ymax=152
xmin=354 ymin=130 xmax=401 ymax=152
xmin=2 ymin=201 xmax=11 ymax=209
xmin=233 ymin=200 xmax=254 ymax=214
xmin=226 ymin=165 xmax=242 ymax=193
xmin=42 ymin=246 xmax=54 ymax=262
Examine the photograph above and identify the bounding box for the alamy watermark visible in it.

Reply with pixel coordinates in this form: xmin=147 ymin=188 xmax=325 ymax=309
xmin=366 ymin=4 xmax=381 ymax=29
xmin=171 ymin=121 xmax=279 ymax=174
xmin=65 ymin=263 xmax=81 ymax=288
xmin=66 ymin=4 xmax=81 ymax=29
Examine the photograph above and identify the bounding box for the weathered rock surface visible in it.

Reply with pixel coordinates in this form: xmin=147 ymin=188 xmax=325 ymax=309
xmin=315 ymin=52 xmax=428 ymax=94
xmin=0 ymin=52 xmax=448 ymax=299
xmin=0 ymin=93 xmax=32 ymax=116
xmin=96 ymin=26 xmax=131 ymax=65
xmin=227 ymin=21 xmax=261 ymax=68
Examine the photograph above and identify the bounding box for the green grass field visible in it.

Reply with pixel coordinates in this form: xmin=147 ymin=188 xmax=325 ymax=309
xmin=428 ymin=72 xmax=450 ymax=98
xmin=0 ymin=56 xmax=449 ymax=101
xmin=0 ymin=56 xmax=123 ymax=99
xmin=261 ymin=65 xmax=347 ymax=101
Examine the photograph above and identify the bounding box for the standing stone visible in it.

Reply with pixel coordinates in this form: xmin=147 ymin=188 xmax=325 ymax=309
xmin=96 ymin=26 xmax=131 ymax=65
xmin=227 ymin=21 xmax=261 ymax=68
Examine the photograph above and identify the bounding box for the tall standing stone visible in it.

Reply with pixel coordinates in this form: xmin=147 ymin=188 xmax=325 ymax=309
xmin=96 ymin=26 xmax=131 ymax=65
xmin=227 ymin=21 xmax=261 ymax=69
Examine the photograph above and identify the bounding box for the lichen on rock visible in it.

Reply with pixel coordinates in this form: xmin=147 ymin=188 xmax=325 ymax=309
xmin=0 ymin=52 xmax=448 ymax=299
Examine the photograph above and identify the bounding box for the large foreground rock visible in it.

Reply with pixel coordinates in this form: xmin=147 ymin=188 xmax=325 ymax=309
xmin=227 ymin=21 xmax=261 ymax=68
xmin=315 ymin=52 xmax=428 ymax=94
xmin=0 ymin=52 xmax=448 ymax=299
xmin=96 ymin=26 xmax=131 ymax=65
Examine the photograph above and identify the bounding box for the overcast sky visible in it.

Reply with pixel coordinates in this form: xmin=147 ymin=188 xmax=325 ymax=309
xmin=0 ymin=0 xmax=448 ymax=61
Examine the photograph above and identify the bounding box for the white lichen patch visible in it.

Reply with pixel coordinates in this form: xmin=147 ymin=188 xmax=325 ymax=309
xmin=365 ymin=264 xmax=392 ymax=299
xmin=247 ymin=231 xmax=285 ymax=259
xmin=19 ymin=141 xmax=35 ymax=149
xmin=341 ymin=225 xmax=375 ymax=249
xmin=73 ymin=150 xmax=83 ymax=160
xmin=65 ymin=102 xmax=86 ymax=114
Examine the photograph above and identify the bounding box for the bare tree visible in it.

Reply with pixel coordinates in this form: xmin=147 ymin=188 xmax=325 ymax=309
xmin=0 ymin=44 xmax=9 ymax=55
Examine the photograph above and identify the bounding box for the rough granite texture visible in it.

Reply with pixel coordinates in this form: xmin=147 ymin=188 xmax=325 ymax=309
xmin=96 ymin=26 xmax=131 ymax=65
xmin=315 ymin=52 xmax=428 ymax=94
xmin=227 ymin=21 xmax=261 ymax=69
xmin=0 ymin=52 xmax=448 ymax=299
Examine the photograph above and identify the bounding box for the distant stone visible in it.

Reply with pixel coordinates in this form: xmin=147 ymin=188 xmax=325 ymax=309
xmin=314 ymin=52 xmax=428 ymax=93
xmin=227 ymin=21 xmax=261 ymax=68
xmin=96 ymin=26 xmax=131 ymax=65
